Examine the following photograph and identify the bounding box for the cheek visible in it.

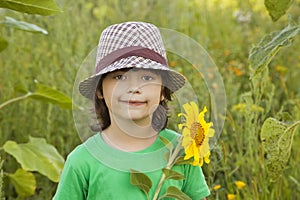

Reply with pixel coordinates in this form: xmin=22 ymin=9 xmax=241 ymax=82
xmin=148 ymin=85 xmax=163 ymax=101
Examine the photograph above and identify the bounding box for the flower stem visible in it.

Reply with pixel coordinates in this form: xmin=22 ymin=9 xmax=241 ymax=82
xmin=0 ymin=93 xmax=31 ymax=110
xmin=152 ymin=137 xmax=183 ymax=200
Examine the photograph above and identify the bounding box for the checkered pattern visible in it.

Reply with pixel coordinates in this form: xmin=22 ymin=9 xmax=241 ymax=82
xmin=79 ymin=22 xmax=186 ymax=99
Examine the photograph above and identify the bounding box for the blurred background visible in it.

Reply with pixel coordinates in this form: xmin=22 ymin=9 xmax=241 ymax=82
xmin=1 ymin=0 xmax=300 ymax=199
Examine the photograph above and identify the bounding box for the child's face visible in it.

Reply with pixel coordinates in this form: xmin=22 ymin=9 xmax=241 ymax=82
xmin=100 ymin=68 xmax=164 ymax=125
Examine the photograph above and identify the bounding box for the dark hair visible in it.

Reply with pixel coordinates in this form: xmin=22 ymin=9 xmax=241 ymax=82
xmin=91 ymin=69 xmax=173 ymax=132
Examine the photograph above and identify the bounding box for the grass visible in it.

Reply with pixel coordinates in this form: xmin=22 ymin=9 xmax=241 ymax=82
xmin=1 ymin=0 xmax=300 ymax=199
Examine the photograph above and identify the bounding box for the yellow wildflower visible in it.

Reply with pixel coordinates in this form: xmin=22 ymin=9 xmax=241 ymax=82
xmin=227 ymin=194 xmax=236 ymax=200
xmin=178 ymin=102 xmax=214 ymax=166
xmin=232 ymin=103 xmax=264 ymax=113
xmin=235 ymin=181 xmax=246 ymax=189
xmin=213 ymin=184 xmax=221 ymax=191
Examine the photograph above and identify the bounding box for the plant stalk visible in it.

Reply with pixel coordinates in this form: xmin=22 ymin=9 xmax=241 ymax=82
xmin=0 ymin=93 xmax=31 ymax=110
xmin=152 ymin=137 xmax=183 ymax=200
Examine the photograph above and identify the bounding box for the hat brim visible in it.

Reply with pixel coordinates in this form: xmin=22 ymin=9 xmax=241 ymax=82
xmin=79 ymin=56 xmax=186 ymax=99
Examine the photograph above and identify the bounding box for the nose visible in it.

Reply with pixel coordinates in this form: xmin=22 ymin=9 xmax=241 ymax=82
xmin=127 ymin=85 xmax=142 ymax=94
xmin=126 ymin=79 xmax=142 ymax=94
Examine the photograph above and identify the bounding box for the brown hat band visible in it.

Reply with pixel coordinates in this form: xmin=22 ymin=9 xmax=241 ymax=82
xmin=94 ymin=46 xmax=168 ymax=74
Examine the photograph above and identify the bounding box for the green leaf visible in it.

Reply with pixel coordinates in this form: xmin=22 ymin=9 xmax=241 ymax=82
xmin=29 ymin=83 xmax=73 ymax=109
xmin=130 ymin=169 xmax=152 ymax=197
xmin=0 ymin=0 xmax=62 ymax=16
xmin=3 ymin=136 xmax=65 ymax=182
xmin=162 ymin=168 xmax=185 ymax=181
xmin=260 ymin=118 xmax=300 ymax=181
xmin=264 ymin=0 xmax=293 ymax=21
xmin=8 ymin=169 xmax=36 ymax=197
xmin=249 ymin=23 xmax=300 ymax=79
xmin=0 ymin=17 xmax=48 ymax=34
xmin=174 ymin=156 xmax=192 ymax=165
xmin=159 ymin=136 xmax=174 ymax=151
xmin=159 ymin=186 xmax=191 ymax=200
xmin=0 ymin=37 xmax=8 ymax=52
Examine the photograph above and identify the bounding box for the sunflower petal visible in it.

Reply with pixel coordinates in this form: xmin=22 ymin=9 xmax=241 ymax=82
xmin=184 ymin=145 xmax=194 ymax=160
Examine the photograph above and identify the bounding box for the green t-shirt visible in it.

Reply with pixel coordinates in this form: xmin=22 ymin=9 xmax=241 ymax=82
xmin=53 ymin=129 xmax=210 ymax=199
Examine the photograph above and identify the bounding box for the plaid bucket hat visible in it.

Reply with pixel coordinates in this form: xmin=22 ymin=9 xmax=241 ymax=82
xmin=79 ymin=21 xmax=186 ymax=99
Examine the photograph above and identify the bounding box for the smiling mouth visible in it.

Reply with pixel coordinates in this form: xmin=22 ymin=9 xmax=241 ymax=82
xmin=119 ymin=100 xmax=147 ymax=106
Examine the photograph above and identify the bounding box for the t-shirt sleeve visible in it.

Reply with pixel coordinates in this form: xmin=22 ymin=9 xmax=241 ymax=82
xmin=52 ymin=149 xmax=88 ymax=200
xmin=182 ymin=164 xmax=210 ymax=199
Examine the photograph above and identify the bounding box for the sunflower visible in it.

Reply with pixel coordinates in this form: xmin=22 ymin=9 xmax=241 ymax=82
xmin=178 ymin=102 xmax=214 ymax=166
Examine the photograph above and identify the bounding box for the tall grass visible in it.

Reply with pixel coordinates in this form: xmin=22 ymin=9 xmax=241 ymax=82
xmin=1 ymin=0 xmax=300 ymax=199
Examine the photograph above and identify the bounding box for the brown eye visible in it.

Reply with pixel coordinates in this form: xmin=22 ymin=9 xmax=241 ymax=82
xmin=142 ymin=75 xmax=154 ymax=81
xmin=114 ymin=75 xmax=126 ymax=80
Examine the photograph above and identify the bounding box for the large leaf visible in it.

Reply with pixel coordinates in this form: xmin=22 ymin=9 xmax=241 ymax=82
xmin=260 ymin=118 xmax=300 ymax=181
xmin=28 ymin=83 xmax=73 ymax=109
xmin=264 ymin=0 xmax=293 ymax=21
xmin=162 ymin=168 xmax=185 ymax=181
xmin=0 ymin=83 xmax=74 ymax=110
xmin=0 ymin=17 xmax=48 ymax=34
xmin=249 ymin=23 xmax=300 ymax=79
xmin=0 ymin=0 xmax=61 ymax=16
xmin=130 ymin=169 xmax=152 ymax=198
xmin=159 ymin=186 xmax=191 ymax=200
xmin=3 ymin=136 xmax=65 ymax=182
xmin=8 ymin=169 xmax=36 ymax=197
xmin=0 ymin=37 xmax=8 ymax=52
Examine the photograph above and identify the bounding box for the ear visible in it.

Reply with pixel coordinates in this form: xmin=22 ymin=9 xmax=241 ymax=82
xmin=160 ymin=92 xmax=165 ymax=101
xmin=160 ymin=88 xmax=165 ymax=101
xmin=96 ymin=90 xmax=103 ymax=99
xmin=160 ymin=94 xmax=165 ymax=101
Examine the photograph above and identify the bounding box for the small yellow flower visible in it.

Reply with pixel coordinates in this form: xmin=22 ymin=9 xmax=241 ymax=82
xmin=213 ymin=184 xmax=221 ymax=191
xmin=227 ymin=194 xmax=236 ymax=200
xmin=178 ymin=102 xmax=214 ymax=166
xmin=235 ymin=181 xmax=246 ymax=189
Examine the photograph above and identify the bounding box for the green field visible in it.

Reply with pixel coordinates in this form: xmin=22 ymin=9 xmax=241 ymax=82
xmin=1 ymin=0 xmax=300 ymax=199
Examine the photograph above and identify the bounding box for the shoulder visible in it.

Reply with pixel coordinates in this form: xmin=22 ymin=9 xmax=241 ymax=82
xmin=159 ymin=128 xmax=181 ymax=145
xmin=64 ymin=134 xmax=100 ymax=168
xmin=160 ymin=128 xmax=181 ymax=140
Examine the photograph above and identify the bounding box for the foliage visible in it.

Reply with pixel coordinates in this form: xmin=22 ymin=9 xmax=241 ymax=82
xmin=3 ymin=136 xmax=64 ymax=182
xmin=249 ymin=21 xmax=300 ymax=78
xmin=261 ymin=118 xmax=300 ymax=182
xmin=0 ymin=0 xmax=61 ymax=15
xmin=0 ymin=1 xmax=69 ymax=198
xmin=264 ymin=0 xmax=293 ymax=21
xmin=0 ymin=17 xmax=48 ymax=34
xmin=0 ymin=0 xmax=61 ymax=51
xmin=0 ymin=82 xmax=71 ymax=197
xmin=1 ymin=0 xmax=300 ymax=199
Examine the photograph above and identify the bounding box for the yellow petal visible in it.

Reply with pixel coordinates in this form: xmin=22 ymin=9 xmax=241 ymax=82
xmin=207 ymin=128 xmax=215 ymax=137
xmin=204 ymin=153 xmax=211 ymax=164
xmin=235 ymin=181 xmax=246 ymax=189
xmin=184 ymin=145 xmax=194 ymax=160
xmin=198 ymin=157 xmax=204 ymax=166
xmin=190 ymin=102 xmax=199 ymax=120
xmin=182 ymin=135 xmax=192 ymax=148
xmin=178 ymin=123 xmax=184 ymax=130
xmin=227 ymin=194 xmax=236 ymax=200
xmin=192 ymin=142 xmax=199 ymax=162
xmin=213 ymin=184 xmax=222 ymax=191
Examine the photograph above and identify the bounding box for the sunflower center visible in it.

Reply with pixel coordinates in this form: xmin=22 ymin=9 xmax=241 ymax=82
xmin=190 ymin=122 xmax=205 ymax=146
